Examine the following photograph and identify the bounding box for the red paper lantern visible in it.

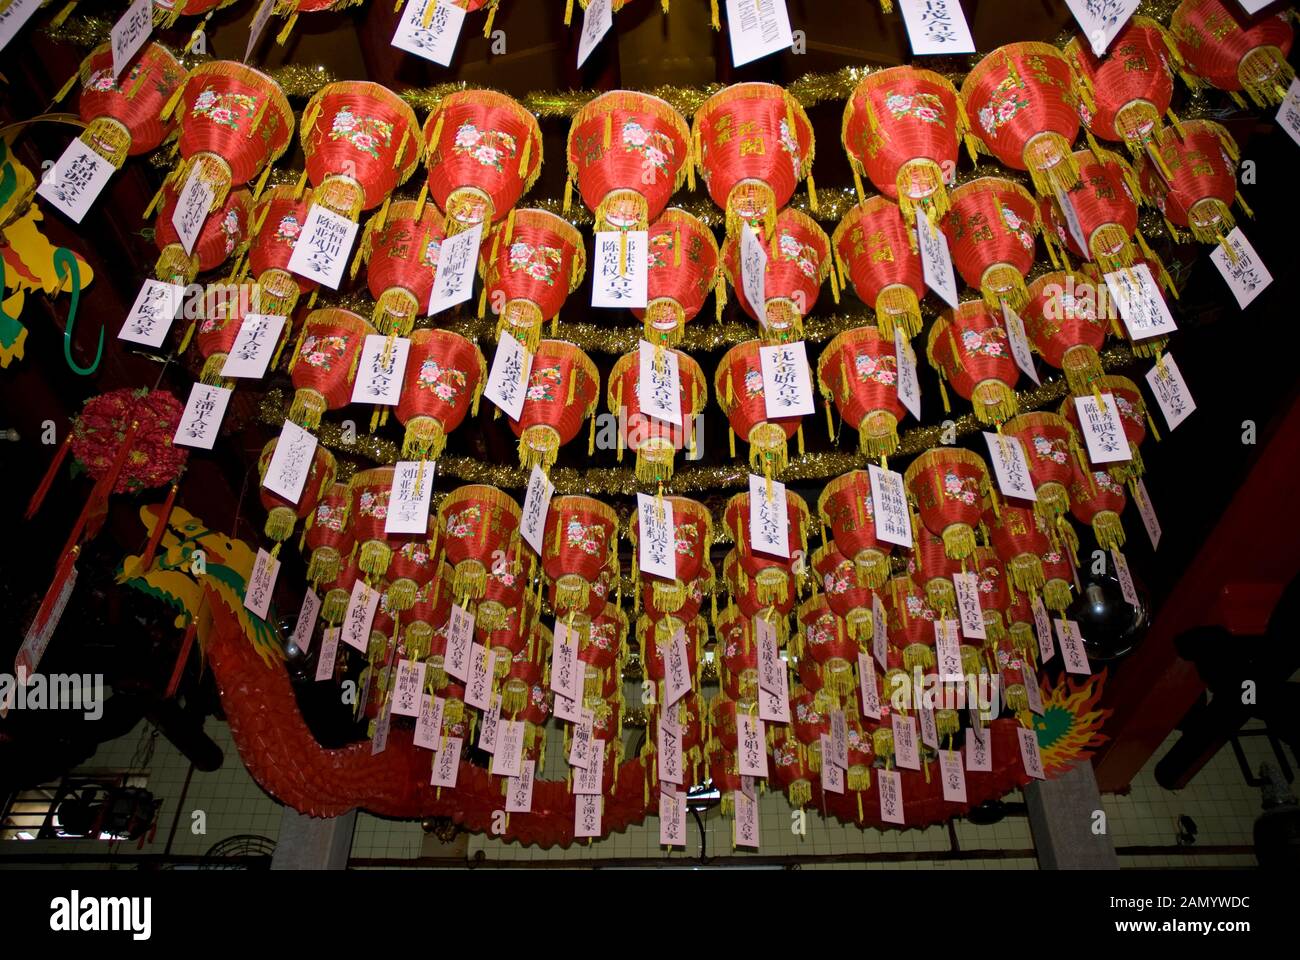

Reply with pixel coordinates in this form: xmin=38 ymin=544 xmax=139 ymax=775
xmin=812 ymin=541 xmax=879 ymax=640
xmin=693 ymin=81 xmax=815 ymax=239
xmin=1002 ymin=411 xmax=1084 ymax=520
xmin=800 ymin=593 xmax=858 ymax=697
xmin=320 ymin=559 xmax=362 ymax=626
xmin=285 ymin=308 xmax=375 ymax=429
xmin=74 ymin=42 xmax=185 ymax=167
xmin=903 ymin=447 xmax=992 ymax=561
xmin=507 ymin=339 xmax=600 ymax=471
xmin=971 ymin=546 xmax=1010 ymax=642
xmin=637 ymin=613 xmax=703 ymax=689
xmin=395 ymin=328 xmax=486 ymax=460
xmin=300 ymin=81 xmax=421 ymax=221
xmin=386 ymin=533 xmax=439 ymax=613
xmin=926 ymin=300 xmax=1020 ymax=425
xmin=153 ymin=0 xmax=238 ymax=27
xmin=628 ymin=496 xmax=712 ymax=613
xmin=716 ymin=339 xmax=805 ymax=476
xmin=817 ymin=325 xmax=908 ymax=457
xmin=723 ymin=488 xmax=811 ymax=609
xmin=243 ymin=185 xmax=318 ymax=318
xmin=631 ymin=208 xmax=721 ymax=345
xmin=1140 ymin=119 xmax=1246 ymax=246
xmin=818 ymin=469 xmax=894 ymax=589
xmin=475 ymin=560 xmax=532 ymax=642
xmin=542 ymin=495 xmax=619 ymax=615
xmin=423 ymin=89 xmax=543 ymax=233
xmin=942 ymin=177 xmax=1040 ymax=312
xmin=1171 ymin=0 xmax=1295 ymax=107
xmin=578 ymin=602 xmax=628 ymax=696
xmin=842 ymin=66 xmax=969 ymax=227
xmin=1019 ymin=270 xmax=1109 ymax=394
xmin=480 ymin=209 xmax=587 ymax=350
xmin=191 ymin=282 xmax=259 ymax=387
xmin=722 ymin=550 xmax=795 ymax=642
xmin=984 ymin=500 xmax=1052 ymax=595
xmin=304 ymin=481 xmax=353 ymax=586
xmin=436 ymin=484 xmax=522 ymax=601
xmin=347 ymin=466 xmax=401 ymax=580
xmin=832 ymin=196 xmax=926 ymax=339
xmin=907 ymin=527 xmax=962 ymax=617
xmin=154 ymin=186 xmax=251 ymax=285
xmin=716 ymin=607 xmax=760 ymax=701
xmin=360 ymin=199 xmax=447 ymax=335
xmin=403 ymin=574 xmax=447 ymax=668
xmin=1040 ymin=537 xmax=1078 ymax=613
xmin=566 ymin=90 xmax=690 ymax=231
xmin=883 ymin=575 xmax=939 ymax=675
xmin=257 ymin=435 xmax=336 ymax=547
xmin=605 ymin=346 xmax=707 ymax=482
xmin=1060 ymin=373 xmax=1153 ymax=480
xmin=771 ymin=731 xmax=815 ymax=808
xmin=1069 ymin=460 xmax=1128 ymax=550
xmin=961 ymin=43 xmax=1084 ymax=195
xmin=721 ymin=208 xmax=831 ymax=341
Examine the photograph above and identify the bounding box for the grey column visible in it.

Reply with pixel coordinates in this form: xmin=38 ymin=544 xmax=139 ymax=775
xmin=270 ymin=808 xmax=357 ymax=870
xmin=1025 ymin=762 xmax=1120 ymax=869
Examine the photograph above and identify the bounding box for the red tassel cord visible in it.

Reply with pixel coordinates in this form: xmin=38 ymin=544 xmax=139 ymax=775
xmin=26 ymin=434 xmax=72 ymax=519
xmin=135 ymin=482 xmax=180 ymax=577
xmin=165 ymin=616 xmax=198 ymax=699
xmin=29 ymin=545 xmax=81 ymax=646
xmin=59 ymin=419 xmax=141 ymax=560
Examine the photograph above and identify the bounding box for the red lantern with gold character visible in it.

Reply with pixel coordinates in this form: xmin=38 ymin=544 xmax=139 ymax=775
xmin=542 ymin=496 xmax=618 ymax=615
xmin=832 ymin=196 xmax=926 ymax=339
xmin=257 ymin=436 xmax=336 ymax=549
xmin=436 ymin=484 xmax=522 ymax=601
xmin=1140 ymin=119 xmax=1246 ymax=247
xmin=716 ymin=339 xmax=805 ymax=476
xmin=631 ymin=208 xmax=722 ymax=345
xmin=985 ymin=500 xmax=1052 ymax=595
xmin=927 ymin=300 xmax=1020 ymax=424
xmin=1060 ymin=374 xmax=1154 ymax=480
xmin=395 ymin=329 xmax=486 ymax=460
xmin=722 ymin=208 xmax=831 ymax=341
xmin=1171 ymin=0 xmax=1295 ymax=107
xmin=360 ymin=199 xmax=446 ymax=336
xmin=942 ymin=177 xmax=1041 ymax=312
xmin=904 ymin=447 xmax=992 ymax=561
xmin=73 ymin=42 xmax=185 ymax=168
xmin=508 ymin=339 xmax=600 ymax=471
xmin=1019 ymin=270 xmax=1109 ymax=395
xmin=286 ymin=308 xmax=374 ymax=429
xmin=606 ymin=347 xmax=707 ymax=482
xmin=480 ymin=210 xmax=587 ymax=350
xmin=818 ymin=469 xmax=894 ymax=589
xmin=817 ymin=325 xmax=907 ymax=458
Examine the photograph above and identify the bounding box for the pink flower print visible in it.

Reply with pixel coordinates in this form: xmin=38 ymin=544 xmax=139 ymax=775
xmin=622 ymin=120 xmax=650 ymax=147
xmin=454 ymin=122 xmax=479 ymax=149
xmin=743 ymin=369 xmax=764 ymax=397
xmin=352 ymin=133 xmax=376 ymax=153
xmin=277 ymin=215 xmax=301 ymax=240
xmin=778 ymin=234 xmax=803 ymax=259
xmin=914 ymin=106 xmax=939 ymax=122
xmin=210 ymin=107 xmax=233 ymax=125
xmin=194 ymin=90 xmax=218 ymax=111
xmin=331 ymin=109 xmax=357 ymax=133
xmin=472 ymin=144 xmax=500 ymax=166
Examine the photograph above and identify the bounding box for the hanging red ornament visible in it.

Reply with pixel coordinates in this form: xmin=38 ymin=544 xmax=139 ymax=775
xmin=903 ymin=447 xmax=992 ymax=561
xmin=395 ymin=328 xmax=486 ymax=460
xmin=631 ymin=208 xmax=721 ymax=346
xmin=285 ymin=308 xmax=374 ymax=429
xmin=723 ymin=488 xmax=811 ymax=609
xmin=480 ymin=209 xmax=586 ymax=350
xmin=360 ymin=199 xmax=447 ymax=336
xmin=800 ymin=593 xmax=859 ymax=698
xmin=812 ymin=540 xmax=879 ymax=641
xmin=72 ymin=42 xmax=185 ymax=168
xmin=303 ymin=481 xmax=353 ymax=586
xmin=907 ymin=527 xmax=962 ymax=617
xmin=154 ymin=186 xmax=251 ymax=285
xmin=1060 ymin=373 xmax=1154 ymax=482
xmin=1002 ymin=411 xmax=1084 ymax=521
xmin=971 ymin=546 xmax=1010 ymax=642
xmin=1019 ymin=269 xmax=1109 ymax=395
xmin=257 ymin=436 xmax=336 ymax=549
xmin=926 ymin=300 xmax=1020 ymax=425
xmin=507 ymin=339 xmax=599 ymax=471
xmin=818 ymin=469 xmax=894 ymax=589
xmin=346 ymin=465 xmax=404 ymax=580
xmin=832 ymin=196 xmax=926 ymax=339
xmin=817 ymin=325 xmax=907 ymax=458
xmin=716 ymin=339 xmax=806 ymax=476
xmin=605 ymin=345 xmax=707 ymax=482
xmin=542 ymin=495 xmax=619 ymax=616
xmin=984 ymin=500 xmax=1052 ymax=595
xmin=241 ymin=185 xmax=318 ymax=318
xmin=722 ymin=207 xmax=831 ymax=341
xmin=628 ymin=496 xmax=712 ymax=614
xmin=1140 ymin=119 xmax=1247 ymax=247
xmin=1170 ymin=0 xmax=1295 ymax=107
xmin=1068 ymin=460 xmax=1128 ymax=550
xmin=941 ymin=177 xmax=1041 ymax=312
xmin=436 ymin=484 xmax=521 ymax=601
xmin=722 ymin=549 xmax=795 ymax=642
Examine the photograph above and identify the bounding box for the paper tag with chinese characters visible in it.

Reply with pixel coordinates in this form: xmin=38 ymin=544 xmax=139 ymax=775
xmin=444 ymin=603 xmax=474 ymax=683
xmin=638 ymin=339 xmax=682 ymax=426
xmin=734 ymin=789 xmax=760 ymax=848
xmin=659 ymin=785 xmax=687 ymax=847
xmin=923 ymin=708 xmax=943 ymax=752
xmin=740 ymin=223 xmax=768 ymax=321
xmin=858 ymin=652 xmax=881 ymax=720
xmin=1105 ymin=263 xmax=1177 ymax=341
xmin=465 ymin=642 xmax=494 ymax=710
xmin=1032 ymin=595 xmax=1055 ymax=662
xmin=519 ymin=464 xmax=554 ymax=555
xmin=759 ymin=677 xmax=790 ymax=724
xmin=550 ymin=618 xmax=581 ymax=701
xmin=575 ymin=792 xmax=603 ymax=838
xmin=384 ymin=461 xmax=434 ymax=535
xmin=1145 ymin=354 xmax=1195 ymax=431
xmin=220 ymin=314 xmax=286 ymax=379
xmin=568 ymin=708 xmax=595 ymax=770
xmin=505 ymin=759 xmax=535 ymax=814
xmin=370 ymin=700 xmax=392 ymax=756
xmin=576 ymin=0 xmax=613 ymax=67
xmin=829 ymin=709 xmax=849 ymax=769
xmin=119 ymin=279 xmax=185 ymax=349
xmin=664 ymin=628 xmax=692 ymax=706
xmin=1055 ymin=618 xmax=1091 ymax=676
xmin=1074 ymin=393 xmax=1131 ymax=465
xmin=391 ymin=659 xmax=427 ymax=717
xmin=1112 ymin=548 xmax=1139 ymax=606
xmin=898 ymin=0 xmax=975 ymax=55
xmin=110 ymin=0 xmax=153 ymax=77
xmin=0 ymin=0 xmax=40 ymax=53
xmin=591 ymin=231 xmax=648 ymax=308
xmin=748 ymin=473 xmax=790 ymax=558
xmin=1275 ymin=77 xmax=1300 ymax=149
xmin=892 ymin=713 xmax=920 ymax=770
xmin=350 ymin=335 xmax=410 ymax=406
xmin=553 ymin=689 xmax=581 ymax=723
xmin=244 ymin=0 xmax=275 ymax=61
xmin=243 ymin=548 xmax=279 ymax=620
xmin=1001 ymin=301 xmax=1041 ymax=386
xmin=288 ymin=204 xmax=360 ymax=290
xmin=1064 ymin=0 xmax=1138 ymax=57
xmin=872 ymin=593 xmax=888 ymax=669
xmin=1134 ymin=477 xmax=1161 ymax=550
xmin=171 ymin=165 xmax=214 ymax=256
xmin=916 ymin=214 xmax=959 ymax=307
xmin=737 ymin=713 xmax=768 ymax=778
xmin=1054 ymin=185 xmax=1090 ymax=251
xmin=427 ymin=220 xmax=482 ymax=314
xmin=262 ymin=420 xmax=319 ymax=504
xmin=725 ymin=0 xmax=793 ymax=67
xmin=878 ymin=769 xmax=905 ymax=825
xmin=657 ymin=711 xmax=684 ymax=784
xmin=37 ymin=140 xmax=115 ymax=224
xmin=414 ymin=695 xmax=445 ymax=750
xmin=952 ymin=575 xmax=986 ymax=641
xmin=965 ymin=722 xmax=992 ymax=771
xmin=820 ymin=736 xmax=846 ymax=794
xmin=983 ymin=431 xmax=1037 ymax=500
xmin=341 ymin=580 xmax=380 ymax=652
xmin=757 ymin=617 xmax=783 ymax=695
xmin=869 ymin=463 xmax=913 ymax=548
xmin=939 ymin=748 xmax=967 ymax=802
xmin=315 ymin=627 xmax=340 ymax=682
xmin=392 ymin=0 xmax=467 ymax=68
xmin=893 ymin=327 xmax=922 ymax=421
xmin=490 ymin=720 xmax=524 ymax=778
xmin=637 ymin=492 xmax=677 ymax=580
xmin=431 ymin=736 xmax=462 ymax=787
xmin=1024 ymin=668 xmax=1044 ymax=715
xmin=574 ymin=742 xmax=604 ymax=796
xmin=484 ymin=332 xmax=533 ymax=422
xmin=289 ymin=589 xmax=320 ymax=652
xmin=1017 ymin=725 xmax=1046 ymax=779
xmin=173 ymin=382 xmax=232 ymax=450
xmin=760 ymin=341 xmax=815 ymax=418
xmin=478 ymin=693 xmax=501 ymax=753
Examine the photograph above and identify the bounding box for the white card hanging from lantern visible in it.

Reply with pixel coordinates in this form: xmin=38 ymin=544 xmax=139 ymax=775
xmin=740 ymin=222 xmax=767 ymax=320
xmin=878 ymin=768 xmax=904 ymax=825
xmin=550 ymin=618 xmax=581 ymax=701
xmin=431 ymin=736 xmax=462 ymax=787
xmin=288 ymin=204 xmax=360 ymax=290
xmin=1055 ymin=619 xmax=1091 ymax=676
xmin=171 ymin=165 xmax=214 ymax=256
xmin=221 ymin=314 xmax=287 ymax=379
xmin=893 ymin=328 xmax=922 ymax=421
xmin=1209 ymin=227 xmax=1273 ymax=309
xmin=576 ymin=0 xmax=613 ymax=68
xmin=371 ymin=699 xmax=391 ymax=755
xmin=1112 ymin=548 xmax=1139 ymax=606
xmin=341 ymin=580 xmax=380 ymax=653
xmin=1064 ymin=0 xmax=1138 ymax=58
xmin=414 ymin=695 xmax=445 ymax=749
xmin=315 ymin=627 xmax=340 ymax=681
xmin=1145 ymin=354 xmax=1195 ymax=431
xmin=760 ymin=341 xmax=815 ymax=418
xmin=934 ymin=618 xmax=965 ymax=679
xmin=351 ymin=335 xmax=410 ymax=406
xmin=659 ymin=785 xmax=687 ymax=846
xmin=592 ymin=231 xmax=648 ymax=308
xmin=465 ymin=642 xmax=494 ymax=710
xmin=392 ymin=0 xmax=467 ymax=68
xmin=568 ymin=708 xmax=595 ymax=770
xmin=506 ymin=760 xmax=535 ymax=813
xmin=244 ymin=0 xmax=275 ymax=62
xmin=0 ymin=0 xmax=40 ymax=53
xmin=484 ymin=332 xmax=533 ymax=422
xmin=939 ymin=748 xmax=967 ymax=801
xmin=1001 ymin=302 xmax=1041 ymax=386
xmin=1276 ymin=78 xmax=1300 ymax=148
xmin=868 ymin=463 xmax=913 ymax=549
xmin=748 ymin=473 xmax=790 ymax=558
xmin=289 ymin=588 xmax=320 ymax=652
xmin=983 ymin=431 xmax=1037 ymax=500
xmin=898 ymin=0 xmax=975 ymax=56
xmin=490 ymin=719 xmax=524 ymax=777
xmin=858 ymin=652 xmax=881 ymax=720
xmin=965 ymin=721 xmax=992 ymax=771
xmin=36 ymin=140 xmax=115 ymax=224
xmin=1074 ymin=393 xmax=1130 ymax=465
xmin=1018 ymin=725 xmax=1046 ymax=779
xmin=120 ymin=279 xmax=185 ymax=349
xmin=1032 ymin=595 xmax=1055 ymax=662
xmin=919 ymin=705 xmax=939 ymax=750
xmin=952 ymin=575 xmax=986 ymax=641
xmin=444 ymin=603 xmax=474 ymax=682
xmin=737 ymin=713 xmax=768 ymax=778
xmin=872 ymin=593 xmax=888 ymax=669
xmin=1104 ymin=264 xmax=1177 ymax=341
xmin=829 ymin=709 xmax=848 ymax=769
xmin=574 ymin=744 xmax=604 ymax=796
xmin=637 ymin=492 xmax=677 ymax=581
xmin=110 ymin=0 xmax=153 ymax=77
xmin=1135 ymin=477 xmax=1161 ymax=550
xmin=892 ymin=713 xmax=920 ymax=770
xmin=664 ymin=627 xmax=692 ymax=706
xmin=575 ymin=792 xmax=602 ymax=838
xmin=820 ymin=737 xmax=845 ymax=794
xmin=173 ymin=382 xmax=232 ymax=451
xmin=478 ymin=693 xmax=501 ymax=753
xmin=725 ymin=0 xmax=793 ymax=67
xmin=392 ymin=659 xmax=427 ymax=717
xmin=428 ymin=220 xmax=482 ymax=314
xmin=262 ymin=420 xmax=318 ymax=503
xmin=638 ymin=339 xmax=682 ymax=426
xmin=520 ymin=465 xmax=554 ymax=555
xmin=384 ymin=460 xmax=434 ymax=535
xmin=658 ymin=708 xmax=684 ymax=784
xmin=916 ymin=214 xmax=959 ymax=307
xmin=1024 ymin=668 xmax=1044 ymax=715
xmin=243 ymin=548 xmax=279 ymax=620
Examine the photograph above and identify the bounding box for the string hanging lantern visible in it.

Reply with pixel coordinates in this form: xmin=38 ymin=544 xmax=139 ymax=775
xmin=257 ymin=436 xmax=337 ymax=550
xmin=565 ymin=90 xmax=690 ymax=231
xmin=436 ymin=484 xmax=522 ymax=601
xmin=68 ymin=42 xmax=185 ymax=168
xmin=1170 ymin=0 xmax=1295 ymax=108
xmin=692 ymin=81 xmax=816 ymax=240
xmin=395 ymin=328 xmax=485 ymax=461
xmin=723 ymin=488 xmax=811 ymax=610
xmin=1002 ymin=411 xmax=1086 ymax=521
xmin=303 ymin=481 xmax=353 ymax=586
xmin=818 ymin=469 xmax=895 ymax=589
xmin=926 ymin=300 xmax=1021 ymax=425
xmin=941 ymin=176 xmax=1041 ymax=312
xmin=1019 ymin=269 xmax=1109 ymax=395
xmin=359 ymin=200 xmax=447 ymax=336
xmin=479 ymin=209 xmax=587 ymax=350
xmin=722 ymin=207 xmax=831 ymax=342
xmin=628 ymin=496 xmax=712 ymax=614
xmin=716 ymin=607 xmax=760 ymax=701
xmin=716 ymin=339 xmax=806 ymax=476
xmin=841 ymin=66 xmax=968 ymax=228
xmin=605 ymin=346 xmax=707 ymax=483
xmin=191 ymin=284 xmax=252 ymax=388
xmin=832 ymin=196 xmax=927 ymax=340
xmin=817 ymin=325 xmax=907 ymax=458
xmin=903 ymin=447 xmax=993 ymax=561
xmin=961 ymin=43 xmax=1084 ymax=196
xmin=240 ymin=185 xmax=318 ymax=318
xmin=577 ymin=602 xmax=628 ymax=702
xmin=423 ymin=89 xmax=543 ymax=234
xmin=542 ymin=495 xmax=619 ymax=615
xmin=508 ymin=339 xmax=600 ymax=472
xmin=385 ymin=532 xmax=439 ymax=613
xmin=631 ymin=208 xmax=721 ymax=346
xmin=299 ymin=81 xmax=422 ymax=223
xmin=153 ymin=186 xmax=251 ymax=286
xmin=475 ymin=554 xmax=530 ymax=639
xmin=1140 ymin=119 xmax=1247 ymax=248
xmin=285 ymin=308 xmax=375 ymax=429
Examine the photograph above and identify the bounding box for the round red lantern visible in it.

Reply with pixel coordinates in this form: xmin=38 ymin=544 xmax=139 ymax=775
xmin=716 ymin=339 xmax=804 ymax=476
xmin=907 ymin=527 xmax=962 ymax=617
xmin=628 ymin=496 xmax=712 ymax=613
xmin=1140 ymin=119 xmax=1245 ymax=247
xmin=942 ymin=177 xmax=1040 ymax=312
xmin=606 ymin=346 xmax=707 ymax=482
xmin=1002 ymin=411 xmax=1083 ymax=520
xmin=771 ymin=732 xmax=815 ymax=809
xmin=971 ymin=546 xmax=1010 ymax=642
xmin=436 ymin=484 xmax=522 ymax=601
xmin=832 ymin=196 xmax=927 ymax=339
xmin=818 ymin=325 xmax=908 ymax=458
xmin=1068 ymin=461 xmax=1128 ymax=550
xmin=926 ymin=300 xmax=1020 ymax=424
xmin=984 ymin=500 xmax=1052 ymax=595
xmin=154 ymin=186 xmax=251 ymax=285
xmin=286 ymin=308 xmax=375 ymax=429
xmin=1171 ymin=0 xmax=1295 ymax=107
xmin=348 ymin=466 xmax=401 ymax=580
xmin=812 ymin=541 xmax=878 ymax=640
xmin=1060 ymin=373 xmax=1152 ymax=480
xmin=904 ymin=447 xmax=992 ymax=561
xmin=543 ymin=496 xmax=619 ymax=614
xmin=480 ymin=209 xmax=587 ymax=350
xmin=507 ymin=339 xmax=600 ymax=471
xmin=818 ymin=469 xmax=894 ymax=589
xmin=1020 ymin=270 xmax=1109 ymax=395
xmin=360 ymin=199 xmax=447 ymax=336
xmin=722 ymin=550 xmax=795 ymax=642
xmin=74 ymin=42 xmax=185 ymax=167
xmin=395 ymin=328 xmax=486 ymax=460
xmin=800 ymin=594 xmax=859 ymax=697
xmin=257 ymin=435 xmax=336 ymax=547
xmin=304 ymin=481 xmax=352 ymax=586
xmin=631 ymin=208 xmax=721 ymax=346
xmin=722 ymin=207 xmax=831 ymax=341
xmin=723 ymin=488 xmax=811 ymax=608
xmin=243 ymin=185 xmax=318 ymax=318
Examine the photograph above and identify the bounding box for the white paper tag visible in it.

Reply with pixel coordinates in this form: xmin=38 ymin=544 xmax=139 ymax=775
xmin=414 ymin=695 xmax=445 ymax=750
xmin=737 ymin=713 xmax=768 ymax=778
xmin=444 ymin=602 xmax=474 ymax=683
xmin=829 ymin=709 xmax=849 ymax=769
xmin=638 ymin=339 xmax=682 ymax=426
xmin=577 ymin=0 xmax=613 ymax=68
xmin=1055 ymin=618 xmax=1091 ymax=676
xmin=484 ymin=332 xmax=532 ymax=422
xmin=892 ymin=713 xmax=920 ymax=770
xmin=243 ymin=548 xmax=280 ymax=620
xmin=939 ymin=748 xmax=967 ymax=801
xmin=1054 ymin=186 xmax=1090 ymax=252
xmin=1017 ymin=725 xmax=1046 ymax=779
xmin=371 ymin=700 xmax=391 ymax=755
xmin=506 ymin=759 xmax=536 ymax=813
xmin=659 ymin=785 xmax=687 ymax=846
xmin=1074 ymin=393 xmax=1131 ymax=465
xmin=568 ymin=708 xmax=595 ymax=770
xmin=1275 ymin=77 xmax=1300 ymax=149
xmin=748 ymin=473 xmax=790 ymax=558
xmin=756 ymin=618 xmax=782 ymax=695
xmin=934 ymin=618 xmax=965 ymax=679
xmin=878 ymin=768 xmax=905 ymax=825
xmin=478 ymin=693 xmax=501 ymax=753
xmin=341 ymin=580 xmax=380 ymax=652
xmin=392 ymin=659 xmax=427 ymax=717
xmin=1145 ymin=354 xmax=1195 ymax=432
xmin=759 ymin=679 xmax=790 ymax=724
xmin=550 ymin=618 xmax=581 ymax=701
xmin=574 ymin=741 xmax=604 ymax=796
xmin=350 ymin=335 xmax=410 ymax=406
xmin=872 ymin=593 xmax=888 ymax=670
xmin=245 ymin=0 xmax=275 ymax=62
xmin=171 ymin=165 xmax=214 ymax=257
xmin=858 ymin=652 xmax=881 ymax=719
xmin=657 ymin=712 xmax=684 ymax=784
xmin=916 ymin=215 xmax=959 ymax=308
xmin=984 ymin=431 xmax=1037 ymax=501
xmin=465 ymin=642 xmax=493 ymax=710
xmin=1209 ymin=226 xmax=1273 ymax=309
xmin=725 ymin=0 xmax=793 ymax=67
xmin=0 ymin=0 xmax=40 ymax=53
xmin=315 ymin=627 xmax=340 ymax=681
xmin=734 ymin=788 xmax=760 ymax=847
xmin=760 ymin=341 xmax=815 ymax=418
xmin=1001 ymin=301 xmax=1041 ymax=386
xmin=490 ymin=719 xmax=524 ymax=777
xmin=431 ymin=736 xmax=462 ymax=787
xmin=289 ymin=588 xmax=321 ymax=652
xmin=1024 ymin=667 xmax=1044 ymax=715
xmin=952 ymin=575 xmax=986 ymax=641
xmin=1105 ymin=264 xmax=1178 ymax=341
xmin=288 ymin=204 xmax=360 ymax=290
xmin=110 ymin=0 xmax=153 ymax=77
xmin=664 ymin=628 xmax=692 ymax=707
xmin=120 ymin=279 xmax=185 ymax=348
xmin=869 ymin=463 xmax=913 ymax=548
xmin=1134 ymin=477 xmax=1161 ymax=550
xmin=637 ymin=492 xmax=677 ymax=580
xmin=173 ymin=382 xmax=232 ymax=450
xmin=1032 ymin=596 xmax=1055 ymax=663
xmin=520 ymin=465 xmax=553 ymax=555
xmin=1064 ymin=0 xmax=1138 ymax=58
xmin=392 ymin=0 xmax=467 ymax=68
xmin=898 ymin=0 xmax=975 ymax=56
xmin=575 ymin=792 xmax=603 ymax=838
xmin=1111 ymin=548 xmax=1139 ymax=606
xmin=553 ymin=689 xmax=581 ymax=723
xmin=37 ymin=140 xmax=115 ymax=224
xmin=820 ymin=736 xmax=846 ymax=794
xmin=384 ymin=460 xmax=435 ymax=535
xmin=262 ymin=420 xmax=319 ymax=504
xmin=740 ymin=223 xmax=768 ymax=322
xmin=918 ymin=705 xmax=939 ymax=750
xmin=424 ymin=219 xmax=482 ymax=315
xmin=591 ymin=231 xmax=648 ymax=308
xmin=220 ymin=313 xmax=286 ymax=379
xmin=893 ymin=327 xmax=922 ymax=421
xmin=965 ymin=722 xmax=992 ymax=772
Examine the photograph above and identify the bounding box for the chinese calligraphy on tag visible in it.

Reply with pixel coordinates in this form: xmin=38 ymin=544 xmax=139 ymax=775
xmin=37 ymin=140 xmax=115 ymax=224
xmin=898 ymin=0 xmax=975 ymax=56
xmin=391 ymin=0 xmax=467 ymax=68
xmin=288 ymin=204 xmax=359 ymax=290
xmin=173 ymin=382 xmax=232 ymax=450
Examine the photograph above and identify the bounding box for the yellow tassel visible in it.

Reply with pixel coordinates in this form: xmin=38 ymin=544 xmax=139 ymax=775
xmin=393 ymin=127 xmax=411 ymax=169
xmin=252 ymin=164 xmax=272 ymax=201
xmin=49 ymin=1 xmax=77 ymax=29
xmin=711 ymin=0 xmax=720 ymax=30
xmin=483 ymin=0 xmax=498 ymax=36
xmin=293 ymin=168 xmax=309 ymax=200
xmin=852 ymin=166 xmax=866 ymax=205
xmin=588 ymin=410 xmax=597 ymax=456
xmin=939 ymin=378 xmax=951 ymax=414
xmin=807 ymin=174 xmax=818 ymax=213
xmin=275 ymin=12 xmax=299 ymax=45
xmin=604 ymin=112 xmax=612 ymax=151
xmin=564 ymin=0 xmax=573 ymax=26
xmin=177 ymin=321 xmax=197 ymax=355
xmin=414 ymin=182 xmax=429 ymax=220
xmin=673 ymin=229 xmax=682 ymax=267
xmin=563 ymin=178 xmax=573 ymax=213
xmin=160 ymin=84 xmax=185 ymax=123
xmin=518 ymin=135 xmax=531 ymax=178
xmin=54 ymin=72 xmax=78 ymax=104
xmin=422 ymin=0 xmax=438 ymax=27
